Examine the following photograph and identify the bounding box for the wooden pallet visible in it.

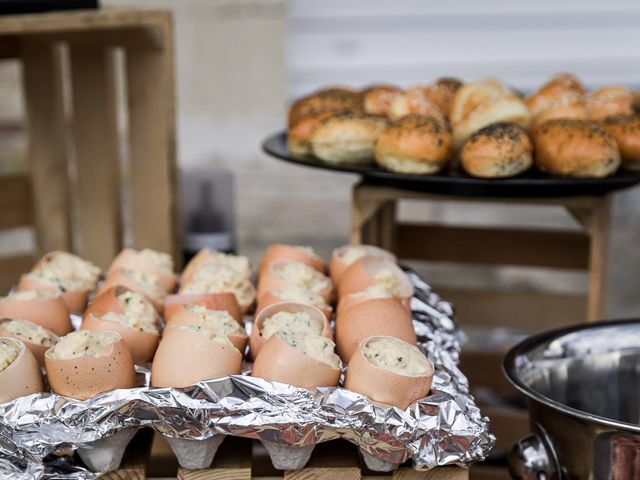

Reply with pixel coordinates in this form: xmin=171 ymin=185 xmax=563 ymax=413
xmin=101 ymin=431 xmax=469 ymax=480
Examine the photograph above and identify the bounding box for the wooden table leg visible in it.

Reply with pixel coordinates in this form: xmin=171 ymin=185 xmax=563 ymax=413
xmin=586 ymin=195 xmax=612 ymax=321
xmin=69 ymin=45 xmax=122 ymax=268
xmin=21 ymin=41 xmax=72 ymax=254
xmin=125 ymin=21 xmax=178 ymax=261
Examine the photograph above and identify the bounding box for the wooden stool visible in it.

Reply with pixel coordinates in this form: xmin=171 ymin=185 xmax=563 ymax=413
xmin=0 ymin=7 xmax=178 ymax=278
xmin=351 ymin=182 xmax=612 ymax=324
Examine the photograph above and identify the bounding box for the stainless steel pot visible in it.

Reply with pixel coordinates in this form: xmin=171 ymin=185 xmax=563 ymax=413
xmin=503 ymin=319 xmax=640 ymax=480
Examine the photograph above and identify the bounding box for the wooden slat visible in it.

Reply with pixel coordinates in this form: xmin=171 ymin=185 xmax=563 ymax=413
xmin=481 ymin=407 xmax=529 ymax=453
xmin=147 ymin=433 xmax=178 ymax=478
xmin=393 ymin=466 xmax=468 ymax=480
xmin=125 ymin=19 xmax=179 ymax=263
xmin=21 ymin=41 xmax=72 ymax=254
xmin=586 ymin=195 xmax=611 ymax=321
xmin=460 ymin=350 xmax=518 ymax=398
xmin=101 ymin=428 xmax=153 ymax=480
xmin=469 ymin=465 xmax=511 ymax=480
xmin=284 ymin=441 xmax=360 ymax=480
xmin=69 ymin=45 xmax=122 ymax=269
xmin=396 ymin=223 xmax=589 ymax=269
xmin=0 ymin=255 xmax=35 ymax=295
xmin=0 ymin=173 xmax=31 ymax=229
xmin=177 ymin=437 xmax=252 ymax=480
xmin=436 ymin=286 xmax=586 ymax=332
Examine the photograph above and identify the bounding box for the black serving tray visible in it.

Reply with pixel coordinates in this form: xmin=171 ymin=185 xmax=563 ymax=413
xmin=262 ymin=131 xmax=640 ymax=198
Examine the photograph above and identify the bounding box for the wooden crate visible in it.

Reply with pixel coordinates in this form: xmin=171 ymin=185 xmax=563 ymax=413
xmin=0 ymin=7 xmax=179 ymax=286
xmin=136 ymin=432 xmax=469 ymax=480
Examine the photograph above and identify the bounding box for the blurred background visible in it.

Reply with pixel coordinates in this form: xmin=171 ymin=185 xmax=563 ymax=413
xmin=1 ymin=0 xmax=640 ymax=318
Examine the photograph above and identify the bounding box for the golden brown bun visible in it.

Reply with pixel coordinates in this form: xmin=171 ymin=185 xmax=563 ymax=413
xmin=388 ymin=87 xmax=447 ymax=126
xmin=450 ymin=80 xmax=530 ymax=147
xmin=288 ymin=110 xmax=346 ymax=156
xmin=585 ymin=86 xmax=634 ymax=120
xmin=533 ymin=119 xmax=620 ymax=178
xmin=423 ymin=77 xmax=463 ymax=118
xmin=310 ymin=112 xmax=390 ymax=165
xmin=598 ymin=115 xmax=640 ymax=170
xmin=288 ymin=89 xmax=362 ymax=127
xmin=362 ymin=85 xmax=402 ymax=117
xmin=526 ymin=73 xmax=585 ymax=115
xmin=530 ymin=92 xmax=588 ymax=129
xmin=374 ymin=114 xmax=454 ymax=174
xmin=460 ymin=122 xmax=533 ymax=178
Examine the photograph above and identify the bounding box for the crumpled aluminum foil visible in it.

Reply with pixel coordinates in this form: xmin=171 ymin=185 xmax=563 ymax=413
xmin=0 ymin=268 xmax=495 ymax=478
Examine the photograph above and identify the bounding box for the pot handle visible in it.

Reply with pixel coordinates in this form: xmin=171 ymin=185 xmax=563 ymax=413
xmin=508 ymin=423 xmax=561 ymax=480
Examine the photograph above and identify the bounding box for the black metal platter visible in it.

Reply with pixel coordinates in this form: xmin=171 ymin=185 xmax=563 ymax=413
xmin=262 ymin=132 xmax=640 ymax=198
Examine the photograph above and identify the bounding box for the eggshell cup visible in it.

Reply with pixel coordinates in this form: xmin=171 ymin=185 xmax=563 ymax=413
xmin=0 ymin=337 xmax=44 ymax=403
xmin=344 ymin=336 xmax=434 ymax=409
xmin=259 ymin=244 xmax=326 ymax=277
xmin=108 ymin=249 xmax=177 ymax=293
xmin=84 ymin=286 xmax=159 ymax=327
xmin=337 ymin=290 xmax=408 ymax=316
xmin=0 ymin=294 xmax=71 ymax=336
xmin=181 ymin=249 xmax=252 ymax=285
xmin=164 ymin=306 xmax=248 ymax=353
xmin=252 ymin=333 xmax=341 ymax=389
xmin=45 ymin=337 xmax=136 ymax=400
xmin=330 ymin=244 xmax=396 ymax=286
xmin=17 ymin=275 xmax=88 ymax=314
xmin=250 ymin=301 xmax=331 ymax=360
xmin=81 ymin=313 xmax=159 ymax=365
xmin=98 ymin=270 xmax=165 ymax=312
xmin=337 ymin=257 xmax=414 ymax=302
xmin=151 ymin=328 xmax=242 ymax=388
xmin=257 ymin=259 xmax=333 ymax=303
xmin=256 ymin=290 xmax=333 ymax=321
xmin=0 ymin=318 xmax=58 ymax=366
xmin=334 ymin=297 xmax=416 ymax=362
xmin=164 ymin=292 xmax=242 ymax=324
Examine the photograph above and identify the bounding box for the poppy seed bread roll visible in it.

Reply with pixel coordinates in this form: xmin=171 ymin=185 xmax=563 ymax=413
xmin=288 ymin=89 xmax=362 ymax=128
xmin=586 ymin=86 xmax=634 ymax=121
xmin=533 ymin=119 xmax=621 ymax=178
xmin=374 ymin=114 xmax=454 ymax=174
xmin=460 ymin=122 xmax=533 ymax=178
xmin=526 ymin=73 xmax=586 ymax=116
xmin=362 ymin=85 xmax=402 ymax=118
xmin=423 ymin=77 xmax=463 ymax=118
xmin=288 ymin=110 xmax=347 ymax=156
xmin=310 ymin=113 xmax=390 ymax=165
xmin=388 ymin=87 xmax=447 ymax=126
xmin=598 ymin=115 xmax=640 ymax=170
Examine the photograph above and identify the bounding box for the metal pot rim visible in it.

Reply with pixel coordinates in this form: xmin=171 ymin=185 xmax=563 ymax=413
xmin=503 ymin=318 xmax=640 ymax=433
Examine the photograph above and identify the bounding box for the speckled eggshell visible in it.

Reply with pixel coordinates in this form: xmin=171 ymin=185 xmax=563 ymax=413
xmin=337 ymin=257 xmax=414 ymax=303
xmin=0 ymin=295 xmax=71 ymax=336
xmin=164 ymin=292 xmax=242 ymax=324
xmin=44 ymin=336 xmax=136 ymax=400
xmin=165 ymin=306 xmax=247 ymax=353
xmin=0 ymin=337 xmax=44 ymax=403
xmin=108 ymin=249 xmax=177 ymax=293
xmin=98 ymin=270 xmax=164 ymax=312
xmin=252 ymin=333 xmax=341 ymax=389
xmin=334 ymin=297 xmax=416 ymax=362
xmin=16 ymin=275 xmax=88 ymax=314
xmin=259 ymin=244 xmax=326 ymax=277
xmin=330 ymin=244 xmax=397 ymax=286
xmin=84 ymin=285 xmax=158 ymax=322
xmin=181 ymin=249 xmax=252 ymax=285
xmin=257 ymin=260 xmax=333 ymax=303
xmin=250 ymin=302 xmax=331 ymax=360
xmin=0 ymin=318 xmax=58 ymax=366
xmin=344 ymin=336 xmax=434 ymax=409
xmin=81 ymin=314 xmax=159 ymax=365
xmin=151 ymin=328 xmax=242 ymax=388
xmin=256 ymin=290 xmax=333 ymax=321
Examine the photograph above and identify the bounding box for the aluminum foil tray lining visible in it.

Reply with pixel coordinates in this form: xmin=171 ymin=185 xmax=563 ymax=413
xmin=0 ymin=269 xmax=495 ymax=479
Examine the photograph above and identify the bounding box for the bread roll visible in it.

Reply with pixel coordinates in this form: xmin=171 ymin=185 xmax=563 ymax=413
xmin=423 ymin=77 xmax=463 ymax=117
xmin=533 ymin=119 xmax=620 ymax=177
xmin=288 ymin=88 xmax=362 ymax=128
xmin=530 ymin=92 xmax=588 ymax=129
xmin=526 ymin=73 xmax=585 ymax=115
xmin=310 ymin=113 xmax=390 ymax=165
xmin=362 ymin=85 xmax=402 ymax=117
xmin=288 ymin=110 xmax=345 ymax=156
xmin=599 ymin=115 xmax=640 ymax=170
xmin=374 ymin=114 xmax=453 ymax=174
xmin=586 ymin=86 xmax=634 ymax=120
xmin=450 ymin=79 xmax=531 ymax=147
xmin=460 ymin=122 xmax=533 ymax=178
xmin=388 ymin=87 xmax=447 ymax=126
